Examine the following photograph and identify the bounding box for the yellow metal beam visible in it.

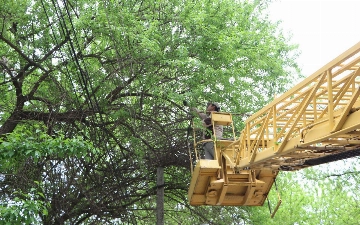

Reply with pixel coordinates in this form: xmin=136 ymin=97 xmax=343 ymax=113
xmin=332 ymin=87 xmax=360 ymax=132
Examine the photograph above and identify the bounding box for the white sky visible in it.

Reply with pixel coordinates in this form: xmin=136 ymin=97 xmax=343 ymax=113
xmin=268 ymin=0 xmax=360 ymax=76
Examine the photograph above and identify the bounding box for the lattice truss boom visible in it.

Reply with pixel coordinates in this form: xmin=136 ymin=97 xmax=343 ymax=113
xmin=234 ymin=42 xmax=360 ymax=171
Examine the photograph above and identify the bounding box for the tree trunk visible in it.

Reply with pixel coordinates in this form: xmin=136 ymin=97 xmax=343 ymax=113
xmin=156 ymin=167 xmax=164 ymax=225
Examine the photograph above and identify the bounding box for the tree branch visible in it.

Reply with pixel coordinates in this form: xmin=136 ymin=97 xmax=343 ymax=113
xmin=323 ymin=170 xmax=360 ymax=178
xmin=0 ymin=34 xmax=45 ymax=71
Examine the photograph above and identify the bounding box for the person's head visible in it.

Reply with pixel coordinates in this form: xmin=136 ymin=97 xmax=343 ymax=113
xmin=206 ymin=102 xmax=220 ymax=112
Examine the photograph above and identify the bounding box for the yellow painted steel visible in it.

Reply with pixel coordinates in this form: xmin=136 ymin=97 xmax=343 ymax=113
xmin=188 ymin=41 xmax=360 ymax=208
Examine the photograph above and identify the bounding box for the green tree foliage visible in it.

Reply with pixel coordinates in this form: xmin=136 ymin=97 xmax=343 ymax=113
xmin=249 ymin=159 xmax=360 ymax=225
xmin=0 ymin=0 xmax=301 ymax=224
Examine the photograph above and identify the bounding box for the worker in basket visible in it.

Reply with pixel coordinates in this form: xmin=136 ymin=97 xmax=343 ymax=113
xmin=191 ymin=102 xmax=223 ymax=160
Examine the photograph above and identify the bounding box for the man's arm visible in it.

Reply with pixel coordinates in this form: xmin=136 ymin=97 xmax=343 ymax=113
xmin=191 ymin=107 xmax=207 ymax=120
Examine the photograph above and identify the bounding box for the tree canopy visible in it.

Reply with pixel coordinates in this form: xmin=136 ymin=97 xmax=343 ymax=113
xmin=0 ymin=0 xmax=331 ymax=224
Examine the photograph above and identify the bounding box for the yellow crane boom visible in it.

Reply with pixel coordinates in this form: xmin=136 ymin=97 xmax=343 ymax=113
xmin=188 ymin=41 xmax=360 ymax=210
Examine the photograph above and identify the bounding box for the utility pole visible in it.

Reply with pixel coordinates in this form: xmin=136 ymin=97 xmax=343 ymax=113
xmin=156 ymin=167 xmax=164 ymax=225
